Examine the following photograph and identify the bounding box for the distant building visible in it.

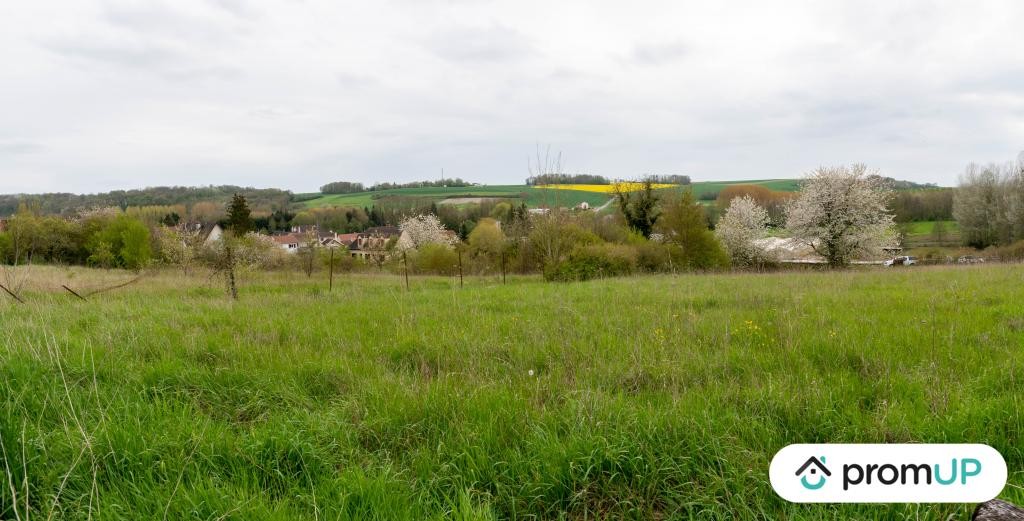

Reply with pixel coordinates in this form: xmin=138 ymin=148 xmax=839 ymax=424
xmin=271 ymin=232 xmax=304 ymax=253
xmin=322 ymin=232 xmax=358 ymax=249
xmin=290 ymin=224 xmax=318 ymax=234
xmin=176 ymin=222 xmax=224 ymax=247
xmin=268 ymin=226 xmax=415 ymax=258
xmin=350 ymin=226 xmax=401 ymax=259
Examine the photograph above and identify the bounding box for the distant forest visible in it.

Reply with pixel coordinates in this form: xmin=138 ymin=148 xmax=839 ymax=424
xmin=0 ymin=186 xmax=292 ymax=217
xmin=525 ymin=173 xmax=611 ymax=185
xmin=319 ymin=178 xmax=474 ymax=194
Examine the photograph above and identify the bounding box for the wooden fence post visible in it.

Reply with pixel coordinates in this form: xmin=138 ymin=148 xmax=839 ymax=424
xmin=0 ymin=284 xmax=24 ymax=304
xmin=403 ymin=251 xmax=410 ymax=291
xmin=458 ymin=248 xmax=463 ymax=288
xmin=329 ymin=248 xmax=335 ymax=291
xmin=62 ymin=285 xmax=87 ymax=301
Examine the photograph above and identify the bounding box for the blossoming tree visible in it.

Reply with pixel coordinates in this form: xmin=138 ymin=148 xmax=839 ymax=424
xmin=715 ymin=195 xmax=775 ymax=267
xmin=785 ymin=164 xmax=896 ymax=267
xmin=396 ymin=214 xmax=456 ymax=251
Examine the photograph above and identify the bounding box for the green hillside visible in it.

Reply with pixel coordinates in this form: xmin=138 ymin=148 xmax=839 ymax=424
xmin=298 ymin=185 xmax=615 ymax=209
xmin=686 ymin=179 xmax=802 ymax=199
xmin=298 ymin=180 xmax=805 ymax=210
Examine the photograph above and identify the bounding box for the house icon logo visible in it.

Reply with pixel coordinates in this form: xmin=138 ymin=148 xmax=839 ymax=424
xmin=795 ymin=456 xmax=830 ymax=490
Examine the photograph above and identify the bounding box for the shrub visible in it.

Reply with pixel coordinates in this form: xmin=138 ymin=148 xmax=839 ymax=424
xmin=915 ymin=248 xmax=949 ymax=263
xmin=656 ymin=190 xmax=730 ymax=270
xmin=545 ymin=243 xmax=637 ymax=281
xmin=411 ymin=243 xmax=459 ymax=275
xmin=985 ymin=240 xmax=1024 ymax=263
xmin=468 ymin=218 xmax=505 ymax=259
xmin=528 ymin=212 xmax=601 ymax=269
xmin=86 ymin=215 xmax=152 ymax=271
xmin=635 ymin=241 xmax=672 ymax=272
xmin=0 ymin=233 xmax=11 ymax=264
xmin=324 ymin=248 xmax=356 ymax=273
xmin=666 ymin=241 xmax=729 ymax=270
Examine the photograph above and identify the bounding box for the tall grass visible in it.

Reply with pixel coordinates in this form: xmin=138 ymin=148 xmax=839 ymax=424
xmin=1 ymin=265 xmax=1022 ymax=519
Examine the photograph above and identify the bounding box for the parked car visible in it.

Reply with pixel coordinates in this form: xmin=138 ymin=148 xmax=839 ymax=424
xmin=884 ymin=256 xmax=917 ymax=267
xmin=958 ymin=255 xmax=985 ymax=264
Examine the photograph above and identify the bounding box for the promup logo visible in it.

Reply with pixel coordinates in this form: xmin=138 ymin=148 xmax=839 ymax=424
xmin=795 ymin=456 xmax=830 ymax=490
xmin=770 ymin=444 xmax=1006 ymax=503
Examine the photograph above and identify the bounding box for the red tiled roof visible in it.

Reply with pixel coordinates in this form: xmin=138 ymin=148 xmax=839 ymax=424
xmin=271 ymin=233 xmax=302 ymax=245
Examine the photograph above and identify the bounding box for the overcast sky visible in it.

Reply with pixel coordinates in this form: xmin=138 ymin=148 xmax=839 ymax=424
xmin=2 ymin=1 xmax=1023 ymax=194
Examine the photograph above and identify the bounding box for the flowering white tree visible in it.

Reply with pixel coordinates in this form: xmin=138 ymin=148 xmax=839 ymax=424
xmin=154 ymin=226 xmax=201 ymax=275
xmin=715 ymin=195 xmax=775 ymax=267
xmin=396 ymin=214 xmax=456 ymax=251
xmin=785 ymin=164 xmax=896 ymax=267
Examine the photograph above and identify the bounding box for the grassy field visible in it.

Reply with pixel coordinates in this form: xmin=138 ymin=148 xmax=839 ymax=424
xmin=901 ymin=220 xmax=962 ymax=250
xmin=534 ymin=183 xmax=678 ymax=193
xmin=686 ymin=179 xmax=803 ymax=200
xmin=902 ymin=220 xmax=960 ymax=235
xmin=2 ymin=265 xmax=1023 ymax=519
xmin=297 ymin=180 xmax=803 ymax=210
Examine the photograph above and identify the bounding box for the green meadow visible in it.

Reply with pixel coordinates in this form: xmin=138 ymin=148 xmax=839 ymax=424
xmin=2 ymin=264 xmax=1022 ymax=520
xmin=686 ymin=179 xmax=803 ymax=200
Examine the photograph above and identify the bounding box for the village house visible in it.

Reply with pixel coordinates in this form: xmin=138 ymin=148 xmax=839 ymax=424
xmin=175 ymin=222 xmax=223 ymax=247
xmin=271 ymin=232 xmax=304 ymax=253
xmin=268 ymin=225 xmax=411 ymax=258
xmin=321 ymin=232 xmax=358 ymax=249
xmin=271 ymin=225 xmax=325 ymax=253
xmin=350 ymin=226 xmax=401 ymax=259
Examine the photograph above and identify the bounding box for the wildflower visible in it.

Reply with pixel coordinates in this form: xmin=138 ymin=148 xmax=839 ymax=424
xmin=528 ymin=369 xmax=534 ymax=377
xmin=654 ymin=327 xmax=667 ymax=342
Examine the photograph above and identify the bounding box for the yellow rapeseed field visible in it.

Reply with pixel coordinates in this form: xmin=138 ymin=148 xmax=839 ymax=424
xmin=535 ymin=182 xmax=676 ymax=193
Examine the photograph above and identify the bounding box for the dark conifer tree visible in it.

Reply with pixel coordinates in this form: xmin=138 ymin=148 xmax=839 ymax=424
xmin=226 ymin=193 xmax=253 ymax=235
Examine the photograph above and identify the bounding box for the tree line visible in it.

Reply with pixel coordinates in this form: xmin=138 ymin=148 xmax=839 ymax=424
xmin=0 ymin=204 xmax=153 ymax=270
xmin=319 ymin=178 xmax=474 ymax=194
xmin=954 ymin=153 xmax=1024 ymax=249
xmin=525 ymin=173 xmax=612 ymax=186
xmin=0 ymin=185 xmax=292 ymax=217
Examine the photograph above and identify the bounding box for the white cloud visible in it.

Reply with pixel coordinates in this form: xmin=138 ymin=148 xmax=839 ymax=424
xmin=2 ymin=0 xmax=1024 ymax=194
